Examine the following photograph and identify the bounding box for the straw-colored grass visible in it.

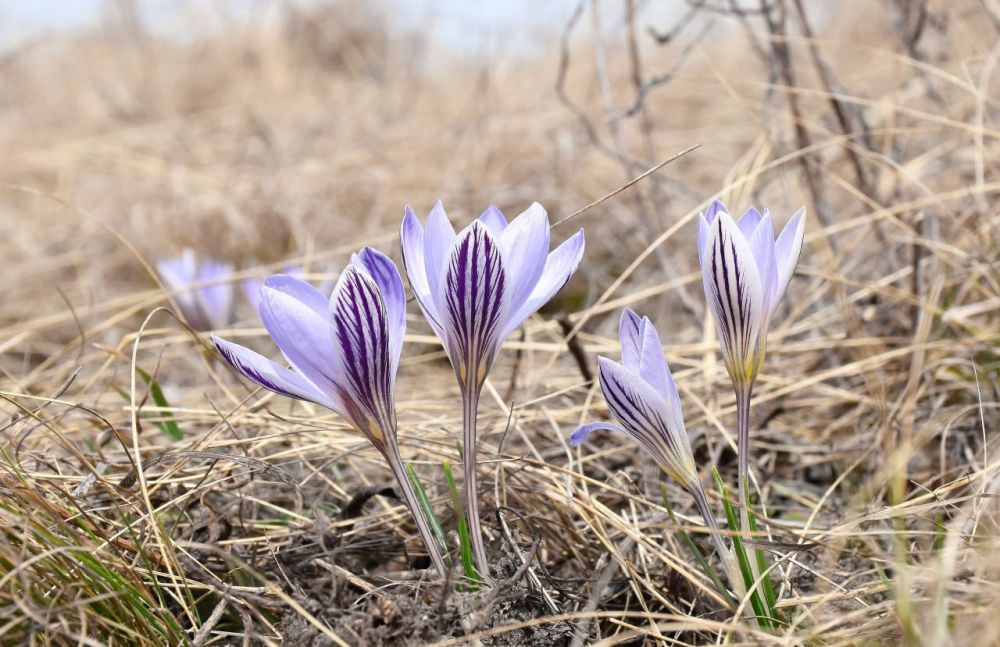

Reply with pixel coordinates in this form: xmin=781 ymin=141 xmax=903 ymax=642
xmin=1 ymin=1 xmax=998 ymax=644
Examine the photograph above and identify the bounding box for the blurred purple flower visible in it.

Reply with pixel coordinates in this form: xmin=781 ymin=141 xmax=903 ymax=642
xmin=212 ymin=247 xmax=447 ymax=577
xmin=244 ymin=264 xmax=337 ymax=312
xmin=570 ymin=309 xmax=698 ymax=491
xmin=400 ymin=200 xmax=585 ymax=577
xmin=157 ymin=249 xmax=235 ymax=331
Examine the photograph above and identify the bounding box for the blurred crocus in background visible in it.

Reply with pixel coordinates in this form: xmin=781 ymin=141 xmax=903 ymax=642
xmin=697 ymin=199 xmax=805 ymax=524
xmin=157 ymin=249 xmax=235 ymax=331
xmin=212 ymin=247 xmax=448 ymax=577
xmin=401 ymin=200 xmax=585 ymax=577
xmin=571 ymin=309 xmax=742 ymax=597
xmin=243 ymin=264 xmax=337 ymax=312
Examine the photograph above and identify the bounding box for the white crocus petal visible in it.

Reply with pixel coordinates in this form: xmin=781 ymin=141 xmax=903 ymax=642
xmin=498 ymin=202 xmax=550 ymax=314
xmin=352 ymin=247 xmax=407 ymax=376
xmin=746 ymin=212 xmax=778 ymax=312
xmin=501 ymin=228 xmax=585 ymax=339
xmin=423 ymin=200 xmax=457 ymax=303
xmin=701 ymin=212 xmax=765 ymax=383
xmin=478 ymin=205 xmax=508 ymax=235
xmin=329 ymin=265 xmax=397 ymax=447
xmin=212 ymin=335 xmax=340 ymax=411
xmin=772 ymin=207 xmax=806 ymax=312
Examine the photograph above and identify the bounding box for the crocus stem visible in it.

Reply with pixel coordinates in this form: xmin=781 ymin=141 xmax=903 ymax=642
xmin=735 ymin=382 xmax=754 ymax=536
xmin=384 ymin=439 xmax=449 ymax=578
xmin=735 ymin=382 xmax=763 ymax=586
xmin=461 ymin=386 xmax=492 ymax=580
xmin=691 ymin=484 xmax=742 ymax=596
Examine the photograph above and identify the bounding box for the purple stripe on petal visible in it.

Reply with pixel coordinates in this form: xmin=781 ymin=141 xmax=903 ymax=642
xmin=700 ymin=213 xmax=765 ymax=382
xmin=440 ymin=221 xmax=509 ymax=384
xmin=212 ymin=335 xmax=338 ymax=411
xmin=353 ymin=247 xmax=406 ymax=374
xmin=596 ymin=357 xmax=697 ymax=487
xmin=330 ymin=266 xmax=397 ymax=436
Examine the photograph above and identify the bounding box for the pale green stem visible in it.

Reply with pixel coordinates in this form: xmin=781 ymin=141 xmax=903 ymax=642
xmin=384 ymin=439 xmax=449 ymax=577
xmin=461 ymin=386 xmax=492 ymax=580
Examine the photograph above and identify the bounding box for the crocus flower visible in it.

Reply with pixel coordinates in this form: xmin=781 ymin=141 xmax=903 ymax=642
xmin=571 ymin=309 xmax=741 ymax=594
xmin=697 ymin=199 xmax=804 ymax=529
xmin=697 ymin=200 xmax=805 ymax=389
xmin=401 ymin=200 xmax=585 ymax=577
xmin=157 ymin=249 xmax=235 ymax=331
xmin=211 ymin=247 xmax=448 ymax=577
xmin=244 ymin=264 xmax=337 ymax=311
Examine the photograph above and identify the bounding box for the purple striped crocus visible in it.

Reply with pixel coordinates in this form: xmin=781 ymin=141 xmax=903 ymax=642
xmin=571 ymin=309 xmax=740 ymax=589
xmin=401 ymin=200 xmax=585 ymax=577
xmin=157 ymin=249 xmax=235 ymax=331
xmin=697 ymin=199 xmax=804 ymax=520
xmin=211 ymin=247 xmax=448 ymax=577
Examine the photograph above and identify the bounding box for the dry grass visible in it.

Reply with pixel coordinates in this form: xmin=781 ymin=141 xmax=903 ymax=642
xmin=1 ymin=0 xmax=998 ymax=644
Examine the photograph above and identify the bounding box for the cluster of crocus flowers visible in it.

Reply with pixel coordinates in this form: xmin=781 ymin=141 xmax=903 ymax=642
xmin=401 ymin=201 xmax=585 ymax=577
xmin=571 ymin=309 xmax=743 ymax=592
xmin=211 ymin=248 xmax=448 ymax=577
xmin=697 ymin=200 xmax=804 ymax=515
xmin=573 ymin=200 xmax=805 ymax=617
xmin=157 ymin=249 xmax=235 ymax=331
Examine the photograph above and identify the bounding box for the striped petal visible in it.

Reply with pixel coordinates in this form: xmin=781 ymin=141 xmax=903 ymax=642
xmin=212 ymin=335 xmax=339 ymax=411
xmin=773 ymin=207 xmax=806 ymax=314
xmin=478 ymin=205 xmax=508 ymax=235
xmin=501 ymin=228 xmax=584 ymax=339
xmin=596 ymin=357 xmax=698 ymax=489
xmin=498 ymin=202 xmax=550 ymax=314
xmin=438 ymin=221 xmax=509 ymax=386
xmin=698 ymin=200 xmax=728 ymax=267
xmin=329 ymin=265 xmax=397 ymax=447
xmin=701 ymin=212 xmax=765 ymax=384
xmin=352 ymin=247 xmax=406 ymax=376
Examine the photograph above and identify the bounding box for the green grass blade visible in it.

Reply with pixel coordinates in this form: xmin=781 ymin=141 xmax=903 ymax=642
xmin=662 ymin=485 xmax=736 ymax=610
xmin=745 ymin=491 xmax=780 ymax=622
xmin=443 ymin=461 xmax=480 ymax=589
xmin=712 ymin=468 xmax=772 ymax=628
xmin=406 ymin=462 xmax=450 ymax=562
